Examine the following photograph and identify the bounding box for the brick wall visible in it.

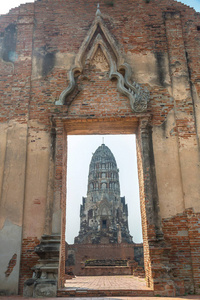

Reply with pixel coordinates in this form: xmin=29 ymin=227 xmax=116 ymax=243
xmin=19 ymin=238 xmax=40 ymax=294
xmin=65 ymin=243 xmax=143 ymax=276
xmin=0 ymin=0 xmax=200 ymax=297
xmin=163 ymin=209 xmax=200 ymax=294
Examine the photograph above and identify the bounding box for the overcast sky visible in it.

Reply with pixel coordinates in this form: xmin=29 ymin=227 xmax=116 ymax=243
xmin=0 ymin=0 xmax=200 ymax=15
xmin=0 ymin=0 xmax=199 ymax=244
xmin=66 ymin=135 xmax=142 ymax=244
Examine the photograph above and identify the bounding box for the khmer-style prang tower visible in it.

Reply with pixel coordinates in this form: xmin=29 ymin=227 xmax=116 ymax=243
xmin=75 ymin=143 xmax=133 ymax=244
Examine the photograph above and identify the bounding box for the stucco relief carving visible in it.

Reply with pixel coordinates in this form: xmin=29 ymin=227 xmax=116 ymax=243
xmin=91 ymin=47 xmax=109 ymax=72
xmin=55 ymin=8 xmax=149 ymax=112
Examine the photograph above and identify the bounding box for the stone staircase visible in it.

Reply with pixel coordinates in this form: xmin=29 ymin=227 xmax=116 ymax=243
xmin=133 ymin=266 xmax=145 ymax=278
xmin=129 ymin=260 xmax=145 ymax=278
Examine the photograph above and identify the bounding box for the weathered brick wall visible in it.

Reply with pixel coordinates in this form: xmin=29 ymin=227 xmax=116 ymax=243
xmin=0 ymin=0 xmax=200 ymax=296
xmin=18 ymin=238 xmax=40 ymax=295
xmin=163 ymin=209 xmax=200 ymax=295
xmin=65 ymin=243 xmax=143 ymax=275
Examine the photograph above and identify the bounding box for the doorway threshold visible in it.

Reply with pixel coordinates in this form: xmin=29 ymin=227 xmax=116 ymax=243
xmin=57 ymin=275 xmax=154 ymax=297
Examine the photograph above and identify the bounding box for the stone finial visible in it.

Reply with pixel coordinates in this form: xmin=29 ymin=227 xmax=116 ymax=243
xmin=96 ymin=3 xmax=101 ymax=16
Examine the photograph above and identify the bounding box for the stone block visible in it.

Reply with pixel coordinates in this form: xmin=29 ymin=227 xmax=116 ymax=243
xmin=23 ymin=278 xmax=36 ymax=297
xmin=33 ymin=279 xmax=57 ymax=298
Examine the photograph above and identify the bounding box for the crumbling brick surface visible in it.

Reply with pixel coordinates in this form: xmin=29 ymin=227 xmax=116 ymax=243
xmin=0 ymin=0 xmax=199 ymax=127
xmin=5 ymin=254 xmax=17 ymax=277
xmin=0 ymin=0 xmax=200 ymax=297
xmin=163 ymin=209 xmax=200 ymax=295
xmin=19 ymin=238 xmax=40 ymax=295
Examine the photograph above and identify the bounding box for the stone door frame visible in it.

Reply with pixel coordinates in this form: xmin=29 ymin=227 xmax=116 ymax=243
xmin=51 ymin=115 xmax=164 ymax=291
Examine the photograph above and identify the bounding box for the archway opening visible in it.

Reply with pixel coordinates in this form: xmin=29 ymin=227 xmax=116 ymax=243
xmin=66 ymin=134 xmax=142 ymax=245
xmin=57 ymin=117 xmax=154 ymax=296
xmin=64 ymin=134 xmax=148 ymax=294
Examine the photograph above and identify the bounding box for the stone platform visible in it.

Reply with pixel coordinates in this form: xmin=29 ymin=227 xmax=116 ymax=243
xmin=57 ymin=275 xmax=153 ymax=297
xmin=0 ymin=296 xmax=199 ymax=300
xmin=66 ymin=243 xmax=144 ymax=277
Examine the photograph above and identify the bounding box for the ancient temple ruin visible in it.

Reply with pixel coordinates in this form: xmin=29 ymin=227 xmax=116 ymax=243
xmin=65 ymin=143 xmax=143 ymax=278
xmin=1 ymin=0 xmax=200 ymax=297
xmin=75 ymin=143 xmax=133 ymax=244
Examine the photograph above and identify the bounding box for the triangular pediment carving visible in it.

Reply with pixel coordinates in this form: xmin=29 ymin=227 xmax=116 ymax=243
xmin=91 ymin=46 xmax=109 ymax=72
xmin=55 ymin=8 xmax=149 ymax=112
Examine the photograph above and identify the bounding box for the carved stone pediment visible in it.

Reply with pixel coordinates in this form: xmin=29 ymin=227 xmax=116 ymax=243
xmin=91 ymin=46 xmax=109 ymax=72
xmin=55 ymin=7 xmax=149 ymax=113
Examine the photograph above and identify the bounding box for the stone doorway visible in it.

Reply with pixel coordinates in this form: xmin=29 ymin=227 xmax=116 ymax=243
xmin=55 ymin=116 xmax=162 ymax=295
xmin=65 ymin=134 xmax=144 ymax=288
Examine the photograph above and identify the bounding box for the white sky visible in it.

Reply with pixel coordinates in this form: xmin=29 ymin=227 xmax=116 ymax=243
xmin=0 ymin=0 xmax=200 ymax=15
xmin=0 ymin=0 xmax=199 ymax=244
xmin=66 ymin=135 xmax=142 ymax=244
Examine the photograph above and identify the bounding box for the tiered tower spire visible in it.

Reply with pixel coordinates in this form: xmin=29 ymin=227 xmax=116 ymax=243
xmin=75 ymin=143 xmax=133 ymax=244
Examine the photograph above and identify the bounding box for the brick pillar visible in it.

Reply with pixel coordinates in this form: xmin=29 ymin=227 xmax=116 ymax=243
xmin=44 ymin=118 xmax=56 ymax=235
xmin=52 ymin=119 xmax=66 ymax=234
xmin=164 ymin=11 xmax=200 ymax=294
xmin=137 ymin=117 xmax=162 ymax=289
xmin=52 ymin=119 xmax=67 ymax=289
xmin=14 ymin=5 xmax=36 ymax=295
xmin=138 ymin=117 xmax=162 ymax=242
xmin=23 ymin=119 xmax=66 ymax=297
xmin=137 ymin=117 xmax=176 ymax=296
xmin=136 ymin=119 xmax=153 ymax=289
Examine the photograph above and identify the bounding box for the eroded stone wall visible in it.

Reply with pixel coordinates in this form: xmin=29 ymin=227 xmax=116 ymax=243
xmin=0 ymin=0 xmax=200 ymax=296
